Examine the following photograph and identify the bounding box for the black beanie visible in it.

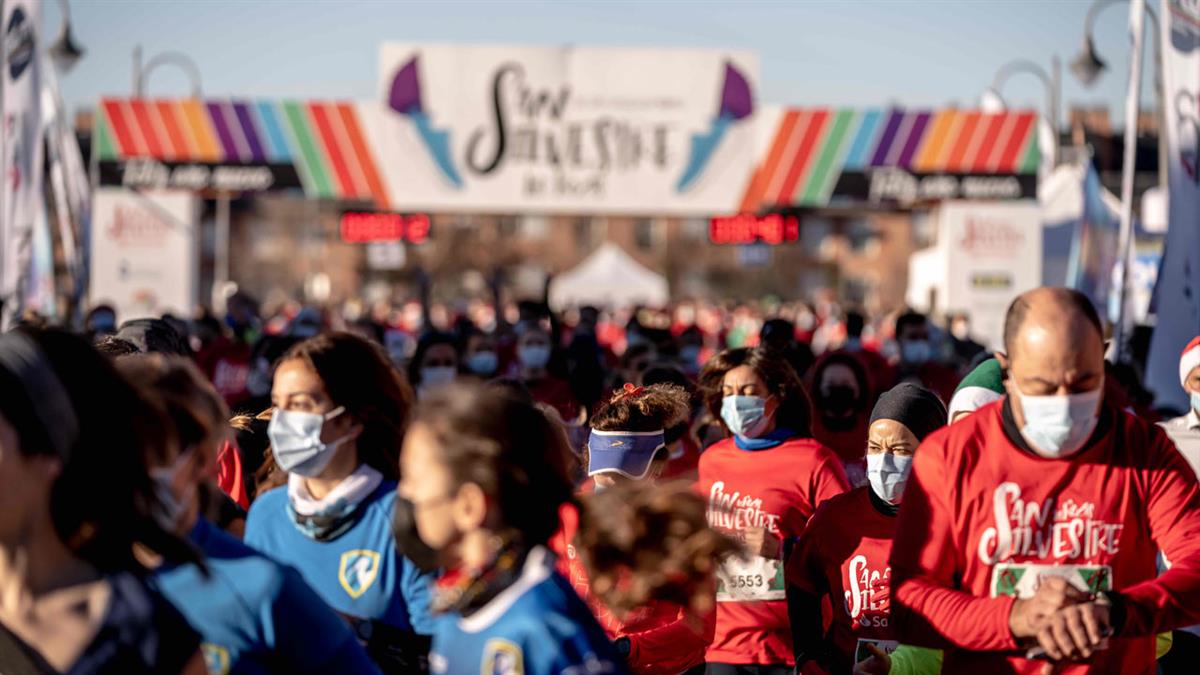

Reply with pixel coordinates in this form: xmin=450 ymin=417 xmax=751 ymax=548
xmin=869 ymin=382 xmax=947 ymax=441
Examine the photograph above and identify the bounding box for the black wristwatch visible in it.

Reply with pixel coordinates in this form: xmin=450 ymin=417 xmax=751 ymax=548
xmin=614 ymin=637 xmax=631 ymax=659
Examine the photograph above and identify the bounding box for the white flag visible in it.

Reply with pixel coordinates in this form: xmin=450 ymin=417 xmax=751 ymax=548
xmin=1 ymin=0 xmax=44 ymax=328
xmin=1146 ymin=0 xmax=1200 ymax=410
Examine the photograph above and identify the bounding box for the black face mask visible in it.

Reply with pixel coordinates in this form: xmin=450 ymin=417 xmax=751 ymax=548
xmin=392 ymin=496 xmax=442 ymax=573
xmin=820 ymin=385 xmax=860 ymax=414
xmin=819 ymin=385 xmax=861 ymax=431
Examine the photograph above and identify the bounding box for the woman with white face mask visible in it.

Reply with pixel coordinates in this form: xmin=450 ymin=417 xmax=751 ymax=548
xmin=244 ymin=333 xmax=435 ymax=672
xmin=696 ymin=347 xmax=850 ymax=675
xmin=785 ymin=383 xmax=945 ymax=675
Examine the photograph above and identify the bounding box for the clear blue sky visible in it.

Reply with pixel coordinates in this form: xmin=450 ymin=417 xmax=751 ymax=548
xmin=47 ymin=0 xmax=1156 ymax=126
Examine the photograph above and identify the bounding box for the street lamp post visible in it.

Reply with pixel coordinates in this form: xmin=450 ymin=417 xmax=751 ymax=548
xmin=1071 ymin=0 xmax=1166 ymax=188
xmin=984 ymin=57 xmax=1062 ymax=166
xmin=48 ymin=0 xmax=85 ymax=73
xmin=130 ymin=48 xmax=221 ymax=311
xmin=132 ymin=46 xmax=203 ymax=99
xmin=1072 ymin=0 xmax=1162 ymax=364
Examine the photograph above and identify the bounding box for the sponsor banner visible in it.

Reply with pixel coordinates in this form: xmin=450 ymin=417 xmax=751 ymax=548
xmin=90 ymin=188 xmax=198 ymax=321
xmin=742 ymin=107 xmax=1040 ymax=211
xmin=1 ymin=0 xmax=43 ymax=328
xmin=374 ymin=43 xmax=759 ymax=215
xmin=1147 ymin=0 xmax=1200 ymax=410
xmin=940 ymin=200 xmax=1043 ymax=349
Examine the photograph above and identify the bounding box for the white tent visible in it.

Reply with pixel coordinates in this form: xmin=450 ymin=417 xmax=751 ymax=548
xmin=549 ymin=243 xmax=669 ymax=310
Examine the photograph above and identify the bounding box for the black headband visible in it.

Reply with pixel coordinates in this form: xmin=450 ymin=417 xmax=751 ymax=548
xmin=0 ymin=333 xmax=78 ymax=459
xmin=869 ymin=382 xmax=947 ymax=442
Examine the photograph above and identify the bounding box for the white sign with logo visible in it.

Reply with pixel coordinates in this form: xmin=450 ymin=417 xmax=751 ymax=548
xmin=90 ymin=188 xmax=198 ymax=321
xmin=373 ymin=44 xmax=758 ymax=215
xmin=941 ymin=200 xmax=1043 ymax=349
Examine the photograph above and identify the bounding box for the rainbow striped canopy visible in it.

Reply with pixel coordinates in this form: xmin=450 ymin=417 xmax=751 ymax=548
xmin=95 ymin=98 xmax=390 ymax=208
xmin=740 ymin=108 xmax=1041 ymax=211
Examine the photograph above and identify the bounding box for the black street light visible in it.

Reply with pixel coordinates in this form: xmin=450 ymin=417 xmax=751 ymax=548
xmin=48 ymin=0 xmax=85 ymax=73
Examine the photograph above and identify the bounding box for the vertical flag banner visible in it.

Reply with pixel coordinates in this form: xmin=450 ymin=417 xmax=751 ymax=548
xmin=1 ymin=0 xmax=43 ymax=328
xmin=1147 ymin=0 xmax=1200 ymax=410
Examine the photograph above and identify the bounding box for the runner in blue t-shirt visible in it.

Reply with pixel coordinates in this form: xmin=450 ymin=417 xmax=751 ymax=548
xmin=119 ymin=353 xmax=380 ymax=675
xmin=241 ymin=333 xmax=436 ymax=671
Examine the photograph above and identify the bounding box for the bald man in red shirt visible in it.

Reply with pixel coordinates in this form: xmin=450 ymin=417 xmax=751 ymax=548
xmin=889 ymin=288 xmax=1200 ymax=674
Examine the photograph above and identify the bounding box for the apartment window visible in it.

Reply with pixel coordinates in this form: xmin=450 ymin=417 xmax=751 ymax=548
xmin=911 ymin=210 xmax=936 ymax=248
xmin=843 ymin=275 xmax=875 ymax=305
xmin=634 ymin=218 xmax=661 ymax=251
xmin=496 ymin=215 xmax=519 ymax=238
xmin=801 ymin=216 xmax=831 ymax=257
xmin=846 ymin=217 xmax=880 ymax=256
xmin=575 ymin=217 xmax=605 ymax=252
xmin=682 ymin=217 xmax=708 ymax=242
xmin=520 ymin=215 xmax=549 ymax=239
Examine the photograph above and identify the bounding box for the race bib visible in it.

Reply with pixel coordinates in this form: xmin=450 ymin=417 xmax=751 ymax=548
xmin=990 ymin=563 xmax=1112 ymax=599
xmin=715 ymin=554 xmax=785 ymax=602
xmin=854 ymin=639 xmax=899 ymax=664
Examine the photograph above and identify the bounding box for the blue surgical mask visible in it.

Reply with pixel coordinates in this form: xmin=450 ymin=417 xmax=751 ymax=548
xmin=721 ymin=395 xmax=773 ymax=439
xmin=901 ymin=339 xmax=932 ymax=364
xmin=1016 ymin=387 xmax=1103 ymax=458
xmin=520 ymin=345 xmax=551 ymax=369
xmin=150 ymin=449 xmax=195 ymax=532
xmin=420 ymin=365 xmax=458 ymax=388
xmin=680 ymin=345 xmax=702 ymax=365
xmin=1191 ymin=391 xmax=1200 ymax=415
xmin=867 ymin=452 xmax=913 ymax=504
xmin=466 ymin=351 xmax=498 ymax=376
xmin=268 ymin=406 xmax=352 ymax=477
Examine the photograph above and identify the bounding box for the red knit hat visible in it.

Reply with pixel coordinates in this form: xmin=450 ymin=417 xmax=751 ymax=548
xmin=1181 ymin=336 xmax=1200 ymax=388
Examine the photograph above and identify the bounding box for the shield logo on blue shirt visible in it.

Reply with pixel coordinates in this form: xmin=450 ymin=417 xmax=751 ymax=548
xmin=338 ymin=549 xmax=382 ymax=599
xmin=482 ymin=639 xmax=524 ymax=675
xmin=201 ymin=644 xmax=230 ymax=675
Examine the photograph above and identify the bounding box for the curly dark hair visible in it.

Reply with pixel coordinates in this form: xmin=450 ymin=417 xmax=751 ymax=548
xmin=579 ymin=482 xmax=739 ymax=617
xmin=698 ymin=346 xmax=813 ymax=438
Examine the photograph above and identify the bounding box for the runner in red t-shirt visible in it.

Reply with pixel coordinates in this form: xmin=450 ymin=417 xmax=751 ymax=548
xmin=787 ymin=383 xmax=946 ymax=675
xmin=697 ymin=347 xmax=850 ymax=674
xmin=890 ymin=288 xmax=1200 ymax=674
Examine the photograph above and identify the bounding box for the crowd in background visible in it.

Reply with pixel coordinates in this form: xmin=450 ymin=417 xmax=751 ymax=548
xmin=2 ymin=283 xmax=1199 ymax=675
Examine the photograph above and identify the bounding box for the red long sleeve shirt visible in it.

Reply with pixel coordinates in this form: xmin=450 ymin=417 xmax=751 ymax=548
xmin=890 ymin=399 xmax=1200 ymax=674
xmin=698 ymin=436 xmax=850 ymax=666
xmin=787 ymin=487 xmax=896 ymax=672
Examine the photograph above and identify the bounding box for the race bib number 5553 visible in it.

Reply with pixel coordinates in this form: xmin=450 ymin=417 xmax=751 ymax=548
xmin=716 ymin=554 xmax=785 ymax=602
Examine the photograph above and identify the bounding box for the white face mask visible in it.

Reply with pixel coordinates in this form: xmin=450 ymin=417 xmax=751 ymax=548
xmin=1015 ymin=386 xmax=1103 ymax=458
xmin=268 ymin=406 xmax=352 ymax=477
xmin=866 ymin=452 xmax=912 ymax=504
